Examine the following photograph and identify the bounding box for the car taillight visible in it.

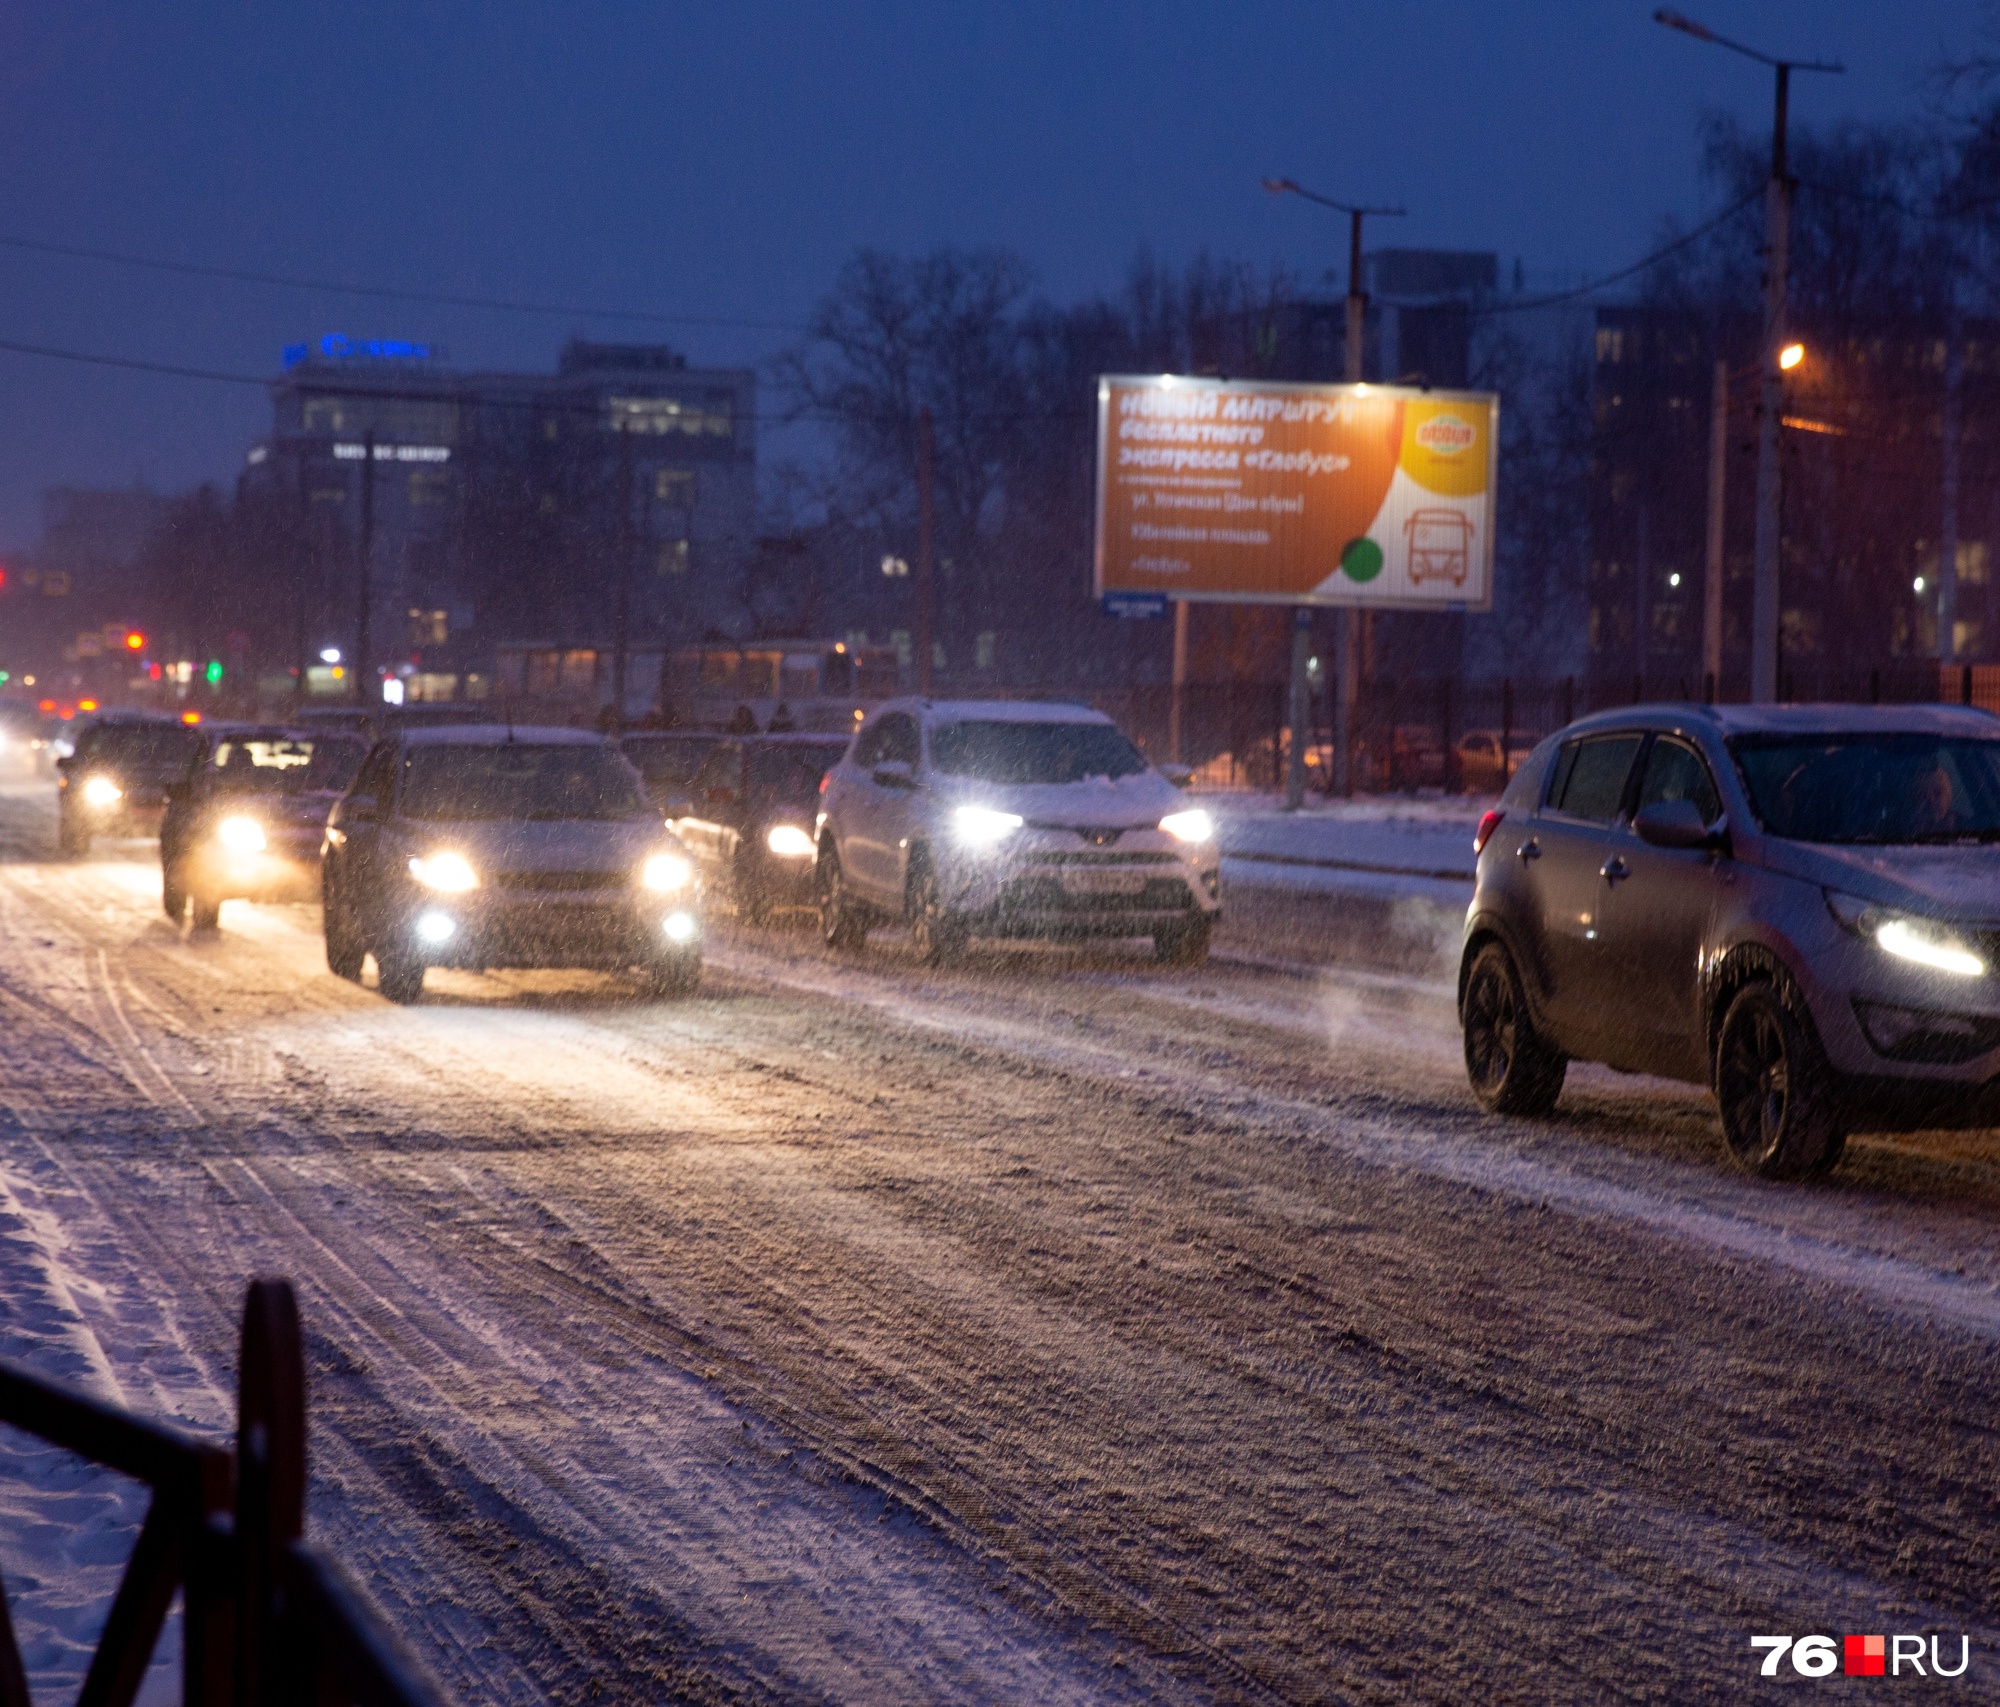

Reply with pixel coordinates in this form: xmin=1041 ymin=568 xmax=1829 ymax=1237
xmin=1474 ymin=809 xmax=1504 ymax=856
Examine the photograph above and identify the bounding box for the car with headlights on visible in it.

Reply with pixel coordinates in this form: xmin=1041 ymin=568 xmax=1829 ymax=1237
xmin=55 ymin=715 xmax=204 ymax=855
xmin=320 ymin=725 xmax=701 ymax=1003
xmin=1458 ymin=703 xmax=2000 ymax=1180
xmin=674 ymin=733 xmax=852 ymax=922
xmin=160 ymin=727 xmax=366 ymax=928
xmin=621 ymin=730 xmax=726 ymax=816
xmin=814 ymin=698 xmax=1220 ymax=966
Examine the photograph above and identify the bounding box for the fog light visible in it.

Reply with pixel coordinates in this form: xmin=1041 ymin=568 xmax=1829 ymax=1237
xmin=415 ymin=911 xmax=456 ymax=945
xmin=662 ymin=911 xmax=698 ymax=944
xmin=81 ymin=775 xmax=121 ymax=808
xmin=766 ymin=823 xmax=815 ymax=859
xmin=216 ymin=815 xmax=266 ymax=854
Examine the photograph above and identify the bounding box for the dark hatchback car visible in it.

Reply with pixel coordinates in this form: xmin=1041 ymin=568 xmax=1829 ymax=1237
xmin=56 ymin=716 xmax=204 ymax=854
xmin=621 ymin=731 xmax=725 ymax=816
xmin=160 ymin=728 xmax=366 ymax=928
xmin=672 ymin=733 xmax=851 ymax=921
xmin=321 ymin=725 xmax=702 ymax=1003
xmin=1460 ymin=703 xmax=2000 ymax=1180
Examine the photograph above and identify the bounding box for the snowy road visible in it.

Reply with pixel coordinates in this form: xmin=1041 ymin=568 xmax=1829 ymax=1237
xmin=1 ymin=778 xmax=1999 ymax=1704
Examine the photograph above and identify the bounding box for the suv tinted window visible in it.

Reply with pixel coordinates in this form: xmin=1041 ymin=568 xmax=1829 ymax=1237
xmin=78 ymin=724 xmax=200 ymax=768
xmin=1636 ymin=737 xmax=1721 ymax=824
xmin=1548 ymin=733 xmax=1643 ymax=824
xmin=856 ymin=713 xmax=918 ymax=769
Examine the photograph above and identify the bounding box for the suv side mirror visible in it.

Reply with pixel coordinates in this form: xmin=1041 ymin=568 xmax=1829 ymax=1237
xmin=872 ymin=760 xmax=915 ymax=789
xmin=1634 ymin=799 xmax=1724 ymax=851
xmin=1159 ymin=763 xmax=1194 ymax=789
xmin=54 ymin=755 xmax=72 ymax=774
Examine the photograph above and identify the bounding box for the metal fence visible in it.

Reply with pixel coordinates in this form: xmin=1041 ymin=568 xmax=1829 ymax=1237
xmin=0 ymin=1279 xmax=444 ymax=1707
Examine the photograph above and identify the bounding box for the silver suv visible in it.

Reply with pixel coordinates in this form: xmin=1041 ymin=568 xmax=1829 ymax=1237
xmin=814 ymin=699 xmax=1221 ymax=965
xmin=1460 ymin=704 xmax=2000 ymax=1178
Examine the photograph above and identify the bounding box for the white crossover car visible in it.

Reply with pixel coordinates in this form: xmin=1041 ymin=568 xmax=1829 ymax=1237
xmin=814 ymin=699 xmax=1221 ymax=966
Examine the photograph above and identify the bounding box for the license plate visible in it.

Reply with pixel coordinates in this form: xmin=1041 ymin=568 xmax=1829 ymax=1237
xmin=1060 ymin=868 xmax=1147 ymax=896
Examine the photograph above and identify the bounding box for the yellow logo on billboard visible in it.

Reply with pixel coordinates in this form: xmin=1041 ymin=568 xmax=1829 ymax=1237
xmin=1400 ymin=399 xmax=1490 ymax=497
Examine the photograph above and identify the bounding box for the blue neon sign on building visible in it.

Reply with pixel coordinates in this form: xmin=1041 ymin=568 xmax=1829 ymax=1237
xmin=282 ymin=335 xmax=433 ymax=368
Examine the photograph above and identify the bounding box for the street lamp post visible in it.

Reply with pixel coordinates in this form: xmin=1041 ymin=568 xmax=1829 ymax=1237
xmin=1656 ymin=11 xmax=1842 ymax=704
xmin=1263 ymin=178 xmax=1405 ymax=804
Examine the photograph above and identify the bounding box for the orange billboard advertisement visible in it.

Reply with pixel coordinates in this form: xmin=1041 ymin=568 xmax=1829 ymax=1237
xmin=1094 ymin=375 xmax=1498 ymax=610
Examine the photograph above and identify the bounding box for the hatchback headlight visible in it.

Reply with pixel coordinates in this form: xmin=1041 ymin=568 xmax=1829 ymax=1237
xmin=642 ymin=853 xmax=692 ymax=892
xmin=1159 ymin=809 xmax=1214 ymax=844
xmin=766 ymin=823 xmax=816 ymax=859
xmin=81 ymin=775 xmax=122 ymax=807
xmin=953 ymin=805 xmax=1024 ymax=848
xmin=1826 ymin=890 xmax=1986 ymax=979
xmin=409 ymin=850 xmax=480 ymax=893
xmin=216 ymin=815 xmax=266 ymax=854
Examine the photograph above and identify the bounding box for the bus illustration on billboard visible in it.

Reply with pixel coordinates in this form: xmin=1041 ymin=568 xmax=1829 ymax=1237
xmin=1404 ymin=508 xmax=1475 ymax=586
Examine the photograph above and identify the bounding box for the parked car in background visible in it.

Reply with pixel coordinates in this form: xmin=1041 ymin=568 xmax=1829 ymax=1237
xmin=621 ymin=730 xmax=725 ymax=817
xmin=55 ymin=715 xmax=204 ymax=854
xmin=321 ymin=725 xmax=701 ymax=1003
xmin=1460 ymin=703 xmax=2000 ymax=1180
xmin=160 ymin=727 xmax=366 ymax=928
xmin=1456 ymin=728 xmax=1540 ymax=794
xmin=815 ymin=699 xmax=1221 ymax=966
xmin=673 ymin=733 xmax=852 ymax=921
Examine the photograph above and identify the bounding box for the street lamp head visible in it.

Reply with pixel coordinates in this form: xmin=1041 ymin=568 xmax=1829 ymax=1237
xmin=1654 ymin=9 xmax=1715 ymax=42
xmin=1261 ymin=178 xmax=1299 ymax=196
xmin=1779 ymin=342 xmax=1805 ymax=370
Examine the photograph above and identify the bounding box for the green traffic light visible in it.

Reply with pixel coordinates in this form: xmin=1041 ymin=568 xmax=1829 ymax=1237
xmin=204 ymin=660 xmax=223 ymax=685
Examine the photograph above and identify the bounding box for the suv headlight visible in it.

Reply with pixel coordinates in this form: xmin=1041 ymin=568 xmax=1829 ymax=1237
xmin=409 ymin=850 xmax=480 ymax=893
xmin=1160 ymin=809 xmax=1214 ymax=844
xmin=953 ymin=805 xmax=1024 ymax=848
xmin=1826 ymin=890 xmax=1986 ymax=978
xmin=216 ymin=815 xmax=266 ymax=854
xmin=81 ymin=775 xmax=122 ymax=807
xmin=642 ymin=852 xmax=692 ymax=892
xmin=766 ymin=824 xmax=815 ymax=859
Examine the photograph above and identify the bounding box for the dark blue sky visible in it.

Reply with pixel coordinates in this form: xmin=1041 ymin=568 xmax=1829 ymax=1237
xmin=0 ymin=0 xmax=1980 ymax=548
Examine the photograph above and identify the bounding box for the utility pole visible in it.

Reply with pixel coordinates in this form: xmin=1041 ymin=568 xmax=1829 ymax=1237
xmin=294 ymin=449 xmax=313 ymax=711
xmin=1263 ymin=178 xmax=1404 ymax=804
xmin=1940 ymin=300 xmax=1964 ymax=663
xmin=1702 ymin=358 xmax=1727 ymax=698
xmin=1169 ymin=597 xmax=1189 ymax=764
xmin=1655 ymin=12 xmax=1841 ymax=704
xmin=611 ymin=424 xmax=634 ymax=731
xmin=355 ymin=428 xmax=375 ymax=706
xmin=916 ymin=406 xmax=936 ymax=696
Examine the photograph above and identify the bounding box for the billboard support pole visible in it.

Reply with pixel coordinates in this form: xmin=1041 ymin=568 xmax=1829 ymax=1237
xmin=1169 ymin=599 xmax=1188 ymax=764
xmin=1331 ymin=203 xmax=1374 ymax=799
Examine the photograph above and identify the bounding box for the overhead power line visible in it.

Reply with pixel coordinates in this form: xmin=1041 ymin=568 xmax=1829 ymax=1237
xmin=0 ymin=232 xmax=808 ymax=335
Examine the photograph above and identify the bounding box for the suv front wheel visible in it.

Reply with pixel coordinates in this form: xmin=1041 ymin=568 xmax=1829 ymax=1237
xmin=907 ymin=853 xmax=967 ymax=968
xmin=1713 ymin=981 xmax=1846 ymax=1180
xmin=816 ymin=843 xmax=869 ymax=950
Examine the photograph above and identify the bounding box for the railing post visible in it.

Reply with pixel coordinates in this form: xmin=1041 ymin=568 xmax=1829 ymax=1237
xmin=236 ymin=1280 xmax=305 ymax=1707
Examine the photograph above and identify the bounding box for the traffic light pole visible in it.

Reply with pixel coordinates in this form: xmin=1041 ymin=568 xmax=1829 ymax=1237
xmin=355 ymin=429 xmax=375 ymax=707
xmin=1749 ymin=63 xmax=1790 ymax=705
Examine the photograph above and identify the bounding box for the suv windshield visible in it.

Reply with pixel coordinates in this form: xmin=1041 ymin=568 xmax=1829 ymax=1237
xmin=1731 ymin=733 xmax=2000 ymax=843
xmin=931 ymin=721 xmax=1146 ymax=785
xmin=750 ymin=743 xmax=847 ymax=803
xmin=400 ymin=744 xmax=647 ymax=822
xmin=84 ymin=724 xmax=200 ymax=769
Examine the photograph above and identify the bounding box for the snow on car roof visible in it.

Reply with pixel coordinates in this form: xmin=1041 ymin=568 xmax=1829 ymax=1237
xmin=1563 ymin=702 xmax=2000 ymax=739
xmin=906 ymin=699 xmax=1112 ymax=725
xmin=394 ymin=724 xmax=612 ymax=747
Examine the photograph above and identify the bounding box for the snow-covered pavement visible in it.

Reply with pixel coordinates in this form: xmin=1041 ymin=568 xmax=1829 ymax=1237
xmin=1 ymin=780 xmax=2000 ymax=1704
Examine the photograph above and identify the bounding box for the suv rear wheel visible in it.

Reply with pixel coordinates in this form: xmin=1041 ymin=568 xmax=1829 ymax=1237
xmin=1461 ymin=940 xmax=1567 ymax=1116
xmin=1714 ymin=981 xmax=1846 ymax=1180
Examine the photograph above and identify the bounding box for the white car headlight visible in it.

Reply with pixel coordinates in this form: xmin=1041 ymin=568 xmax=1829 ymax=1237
xmin=1159 ymin=809 xmax=1214 ymax=844
xmin=1827 ymin=891 xmax=1986 ymax=978
xmin=81 ymin=775 xmax=122 ymax=807
xmin=642 ymin=852 xmax=693 ymax=892
xmin=408 ymin=850 xmax=480 ymax=893
xmin=216 ymin=815 xmax=266 ymax=854
xmin=953 ymin=805 xmax=1024 ymax=848
xmin=766 ymin=823 xmax=816 ymax=859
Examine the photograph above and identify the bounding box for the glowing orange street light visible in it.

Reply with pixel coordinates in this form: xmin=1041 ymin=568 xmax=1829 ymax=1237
xmin=1778 ymin=342 xmax=1805 ymax=370
xmin=78 ymin=699 xmax=99 ymax=713
xmin=180 ymin=709 xmax=202 ymax=725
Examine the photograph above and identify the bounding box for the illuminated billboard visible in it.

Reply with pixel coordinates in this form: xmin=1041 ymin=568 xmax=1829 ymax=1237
xmin=1094 ymin=375 xmax=1498 ymax=611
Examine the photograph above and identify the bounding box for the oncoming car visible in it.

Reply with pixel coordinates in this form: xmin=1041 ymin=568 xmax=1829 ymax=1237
xmin=673 ymin=733 xmax=851 ymax=921
xmin=320 ymin=726 xmax=702 ymax=1003
xmin=814 ymin=699 xmax=1220 ymax=966
xmin=160 ymin=727 xmax=366 ymax=928
xmin=1459 ymin=703 xmax=2000 ymax=1179
xmin=55 ymin=715 xmax=204 ymax=854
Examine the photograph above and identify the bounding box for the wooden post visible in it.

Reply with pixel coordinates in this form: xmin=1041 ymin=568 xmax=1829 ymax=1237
xmin=237 ymin=1280 xmax=305 ymax=1707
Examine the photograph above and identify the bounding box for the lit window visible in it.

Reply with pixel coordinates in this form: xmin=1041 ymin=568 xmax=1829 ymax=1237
xmin=657 ymin=539 xmax=690 ymax=576
xmin=654 ymin=469 xmax=696 ymax=505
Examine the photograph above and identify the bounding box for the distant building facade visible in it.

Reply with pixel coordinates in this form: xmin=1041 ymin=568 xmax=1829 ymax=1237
xmin=241 ymin=338 xmax=756 ymax=692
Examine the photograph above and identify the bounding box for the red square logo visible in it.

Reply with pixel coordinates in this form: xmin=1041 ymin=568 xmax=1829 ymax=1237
xmin=1845 ymin=1634 xmax=1886 ymax=1676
